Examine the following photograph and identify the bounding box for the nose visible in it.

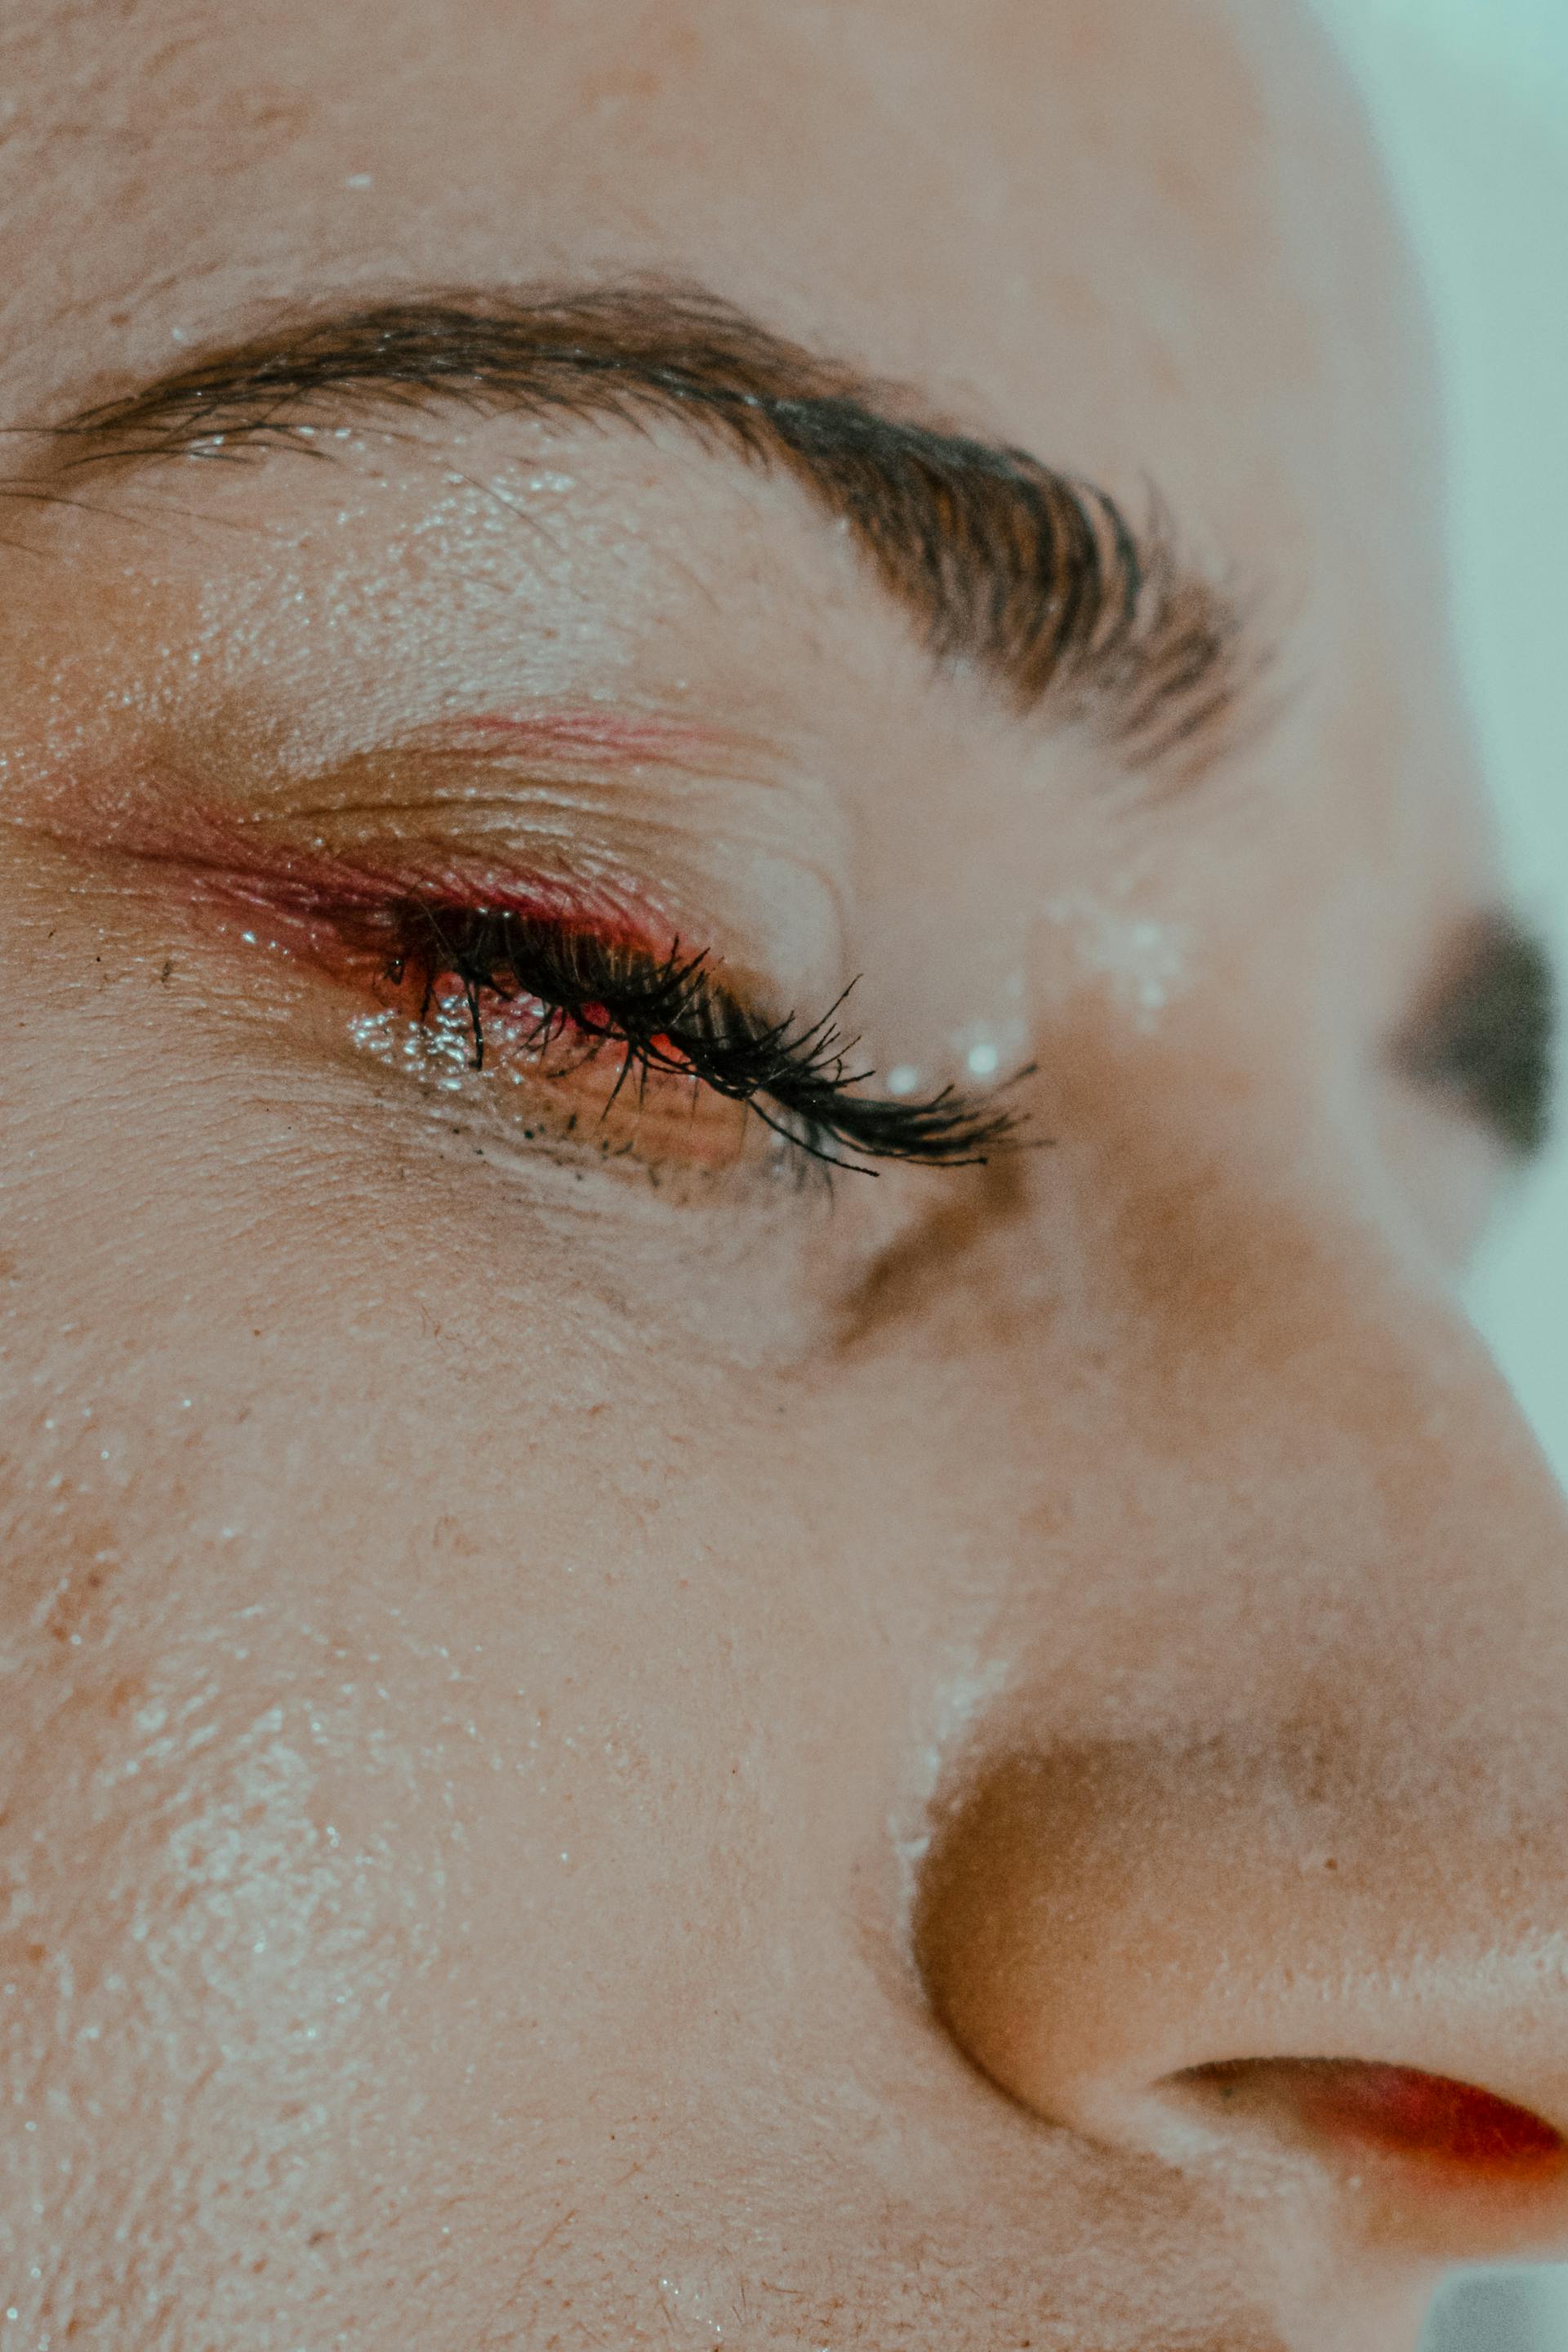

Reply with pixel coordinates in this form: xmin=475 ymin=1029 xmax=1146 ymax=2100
xmin=911 ymin=1195 xmax=1568 ymax=2278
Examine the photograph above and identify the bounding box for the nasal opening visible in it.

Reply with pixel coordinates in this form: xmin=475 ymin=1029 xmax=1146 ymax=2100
xmin=1171 ymin=2059 xmax=1567 ymax=2176
xmin=1160 ymin=2059 xmax=1568 ymax=2263
xmin=911 ymin=1732 xmax=1568 ymax=2270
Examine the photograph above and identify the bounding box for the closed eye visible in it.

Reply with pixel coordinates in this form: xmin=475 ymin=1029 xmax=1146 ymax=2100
xmin=200 ymin=864 xmax=1031 ymax=1181
xmin=363 ymin=894 xmax=1027 ymax=1175
xmin=1396 ymin=911 xmax=1559 ymax=1163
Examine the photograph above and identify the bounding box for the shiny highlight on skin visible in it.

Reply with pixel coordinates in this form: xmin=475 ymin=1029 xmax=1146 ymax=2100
xmin=1 ymin=0 xmax=1566 ymax=2345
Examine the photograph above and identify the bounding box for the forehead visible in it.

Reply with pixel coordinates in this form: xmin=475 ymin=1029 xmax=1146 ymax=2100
xmin=0 ymin=0 xmax=1416 ymax=462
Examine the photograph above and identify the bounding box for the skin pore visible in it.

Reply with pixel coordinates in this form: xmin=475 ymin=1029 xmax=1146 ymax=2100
xmin=1 ymin=0 xmax=1566 ymax=2345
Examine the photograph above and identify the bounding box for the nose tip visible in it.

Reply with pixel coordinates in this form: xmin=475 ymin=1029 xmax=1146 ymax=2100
xmin=912 ymin=1734 xmax=1568 ymax=2270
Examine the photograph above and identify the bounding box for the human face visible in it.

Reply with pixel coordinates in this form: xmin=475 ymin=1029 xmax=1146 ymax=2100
xmin=2 ymin=1 xmax=1566 ymax=2345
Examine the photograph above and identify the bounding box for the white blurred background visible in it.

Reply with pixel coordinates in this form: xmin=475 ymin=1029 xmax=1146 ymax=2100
xmin=1307 ymin=1 xmax=1568 ymax=2343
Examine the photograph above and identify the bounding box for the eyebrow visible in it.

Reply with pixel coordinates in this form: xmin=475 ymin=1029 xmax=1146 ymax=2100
xmin=21 ymin=280 xmax=1272 ymax=780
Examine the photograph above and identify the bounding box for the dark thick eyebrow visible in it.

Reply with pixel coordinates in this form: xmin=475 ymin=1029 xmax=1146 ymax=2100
xmin=22 ymin=281 xmax=1272 ymax=778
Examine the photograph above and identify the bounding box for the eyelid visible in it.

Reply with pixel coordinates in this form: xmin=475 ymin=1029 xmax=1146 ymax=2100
xmin=180 ymin=861 xmax=795 ymax=1176
xmin=350 ymin=893 xmax=1026 ymax=1174
xmin=148 ymin=844 xmax=1023 ymax=1179
xmin=13 ymin=704 xmax=850 ymax=1003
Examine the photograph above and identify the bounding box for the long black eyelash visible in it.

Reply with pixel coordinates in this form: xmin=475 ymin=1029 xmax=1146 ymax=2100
xmin=388 ymin=901 xmax=1028 ymax=1174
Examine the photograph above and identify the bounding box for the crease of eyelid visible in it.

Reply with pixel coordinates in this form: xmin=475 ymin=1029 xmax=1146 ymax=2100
xmin=218 ymin=789 xmax=845 ymax=969
xmin=265 ymin=733 xmax=806 ymax=798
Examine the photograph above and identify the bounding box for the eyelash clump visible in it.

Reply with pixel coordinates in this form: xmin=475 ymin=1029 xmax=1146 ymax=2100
xmin=379 ymin=899 xmax=1026 ymax=1174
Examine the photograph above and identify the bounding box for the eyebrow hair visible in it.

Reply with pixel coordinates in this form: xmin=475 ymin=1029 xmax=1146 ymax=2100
xmin=23 ymin=280 xmax=1273 ymax=777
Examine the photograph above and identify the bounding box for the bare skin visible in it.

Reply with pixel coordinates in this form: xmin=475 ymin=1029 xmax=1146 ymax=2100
xmin=2 ymin=2 xmax=1566 ymax=2347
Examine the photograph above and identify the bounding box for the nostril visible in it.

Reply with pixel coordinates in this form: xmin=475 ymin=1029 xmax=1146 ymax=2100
xmin=911 ymin=1732 xmax=1568 ymax=2265
xmin=1172 ymin=2058 xmax=1568 ymax=2176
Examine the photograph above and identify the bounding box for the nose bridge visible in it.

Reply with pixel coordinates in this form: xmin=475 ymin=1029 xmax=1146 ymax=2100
xmin=913 ymin=1147 xmax=1568 ymax=2271
xmin=1162 ymin=1139 xmax=1568 ymax=1844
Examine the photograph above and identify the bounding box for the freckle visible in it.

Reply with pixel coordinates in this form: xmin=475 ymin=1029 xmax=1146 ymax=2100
xmin=38 ymin=1534 xmax=121 ymax=1647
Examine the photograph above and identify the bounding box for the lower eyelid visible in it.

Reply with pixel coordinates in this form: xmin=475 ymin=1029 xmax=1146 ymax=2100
xmin=345 ymin=988 xmax=761 ymax=1173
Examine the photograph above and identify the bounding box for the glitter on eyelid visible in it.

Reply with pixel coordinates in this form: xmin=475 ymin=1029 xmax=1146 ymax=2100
xmin=1045 ymin=889 xmax=1193 ymax=1030
xmin=350 ymin=1004 xmax=474 ymax=1089
xmin=951 ymin=1018 xmax=1028 ymax=1087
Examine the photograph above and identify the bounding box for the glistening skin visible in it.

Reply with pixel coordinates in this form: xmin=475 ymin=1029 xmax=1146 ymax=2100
xmin=0 ymin=1 xmax=1566 ymax=2347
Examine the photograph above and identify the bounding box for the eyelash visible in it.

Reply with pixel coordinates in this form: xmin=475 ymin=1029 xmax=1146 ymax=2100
xmin=371 ymin=897 xmax=1025 ymax=1175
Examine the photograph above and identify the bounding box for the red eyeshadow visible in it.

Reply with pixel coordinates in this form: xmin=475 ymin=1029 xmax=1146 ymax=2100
xmin=136 ymin=838 xmax=686 ymax=1058
xmin=171 ymin=840 xmax=673 ymax=966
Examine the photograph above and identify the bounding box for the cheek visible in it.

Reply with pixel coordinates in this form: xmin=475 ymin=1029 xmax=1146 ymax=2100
xmin=1 ymin=1641 xmax=449 ymax=2157
xmin=1 ymin=1616 xmax=594 ymax=2336
xmin=0 ymin=1636 xmax=489 ymax=2332
xmin=0 ymin=1480 xmax=779 ymax=2246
